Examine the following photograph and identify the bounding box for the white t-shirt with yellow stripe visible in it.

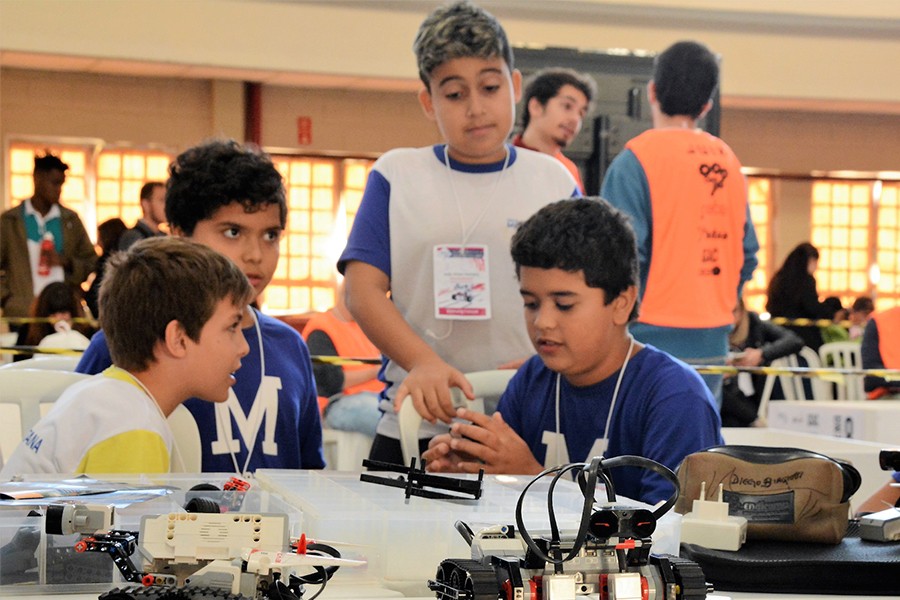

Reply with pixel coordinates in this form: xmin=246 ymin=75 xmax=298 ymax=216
xmin=0 ymin=367 xmax=172 ymax=477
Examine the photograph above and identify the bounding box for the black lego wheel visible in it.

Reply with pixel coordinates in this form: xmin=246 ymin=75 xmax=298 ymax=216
xmin=445 ymin=559 xmax=497 ymax=600
xmin=183 ymin=497 xmax=222 ymax=513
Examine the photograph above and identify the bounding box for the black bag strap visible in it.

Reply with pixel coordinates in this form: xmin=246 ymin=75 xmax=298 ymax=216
xmin=700 ymin=445 xmax=862 ymax=502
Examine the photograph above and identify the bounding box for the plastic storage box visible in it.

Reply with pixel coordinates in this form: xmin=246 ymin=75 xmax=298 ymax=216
xmin=0 ymin=473 xmax=300 ymax=597
xmin=254 ymin=469 xmax=681 ymax=596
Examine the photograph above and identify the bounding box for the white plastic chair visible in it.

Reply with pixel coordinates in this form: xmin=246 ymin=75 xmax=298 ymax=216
xmin=818 ymin=341 xmax=866 ymax=400
xmin=0 ymin=368 xmax=89 ymax=461
xmin=0 ymin=331 xmax=17 ymax=366
xmin=398 ymin=369 xmax=516 ymax=466
xmin=321 ymin=428 xmax=374 ymax=471
xmin=758 ymin=347 xmax=832 ymax=422
xmin=0 ymin=354 xmax=81 ymax=371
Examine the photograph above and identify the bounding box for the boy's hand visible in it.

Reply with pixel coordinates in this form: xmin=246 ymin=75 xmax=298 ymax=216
xmin=393 ymin=360 xmax=474 ymax=424
xmin=423 ymin=408 xmax=542 ymax=475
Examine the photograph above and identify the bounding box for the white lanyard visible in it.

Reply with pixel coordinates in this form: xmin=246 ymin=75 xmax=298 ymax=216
xmin=443 ymin=144 xmax=510 ymax=244
xmin=554 ymin=335 xmax=636 ymax=466
xmin=216 ymin=307 xmax=266 ymax=477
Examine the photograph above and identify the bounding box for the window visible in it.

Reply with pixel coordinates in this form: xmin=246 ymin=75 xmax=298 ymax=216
xmin=7 ymin=142 xmax=174 ymax=243
xmin=96 ymin=149 xmax=172 ymax=229
xmin=267 ymin=155 xmax=373 ymax=314
xmin=873 ymin=182 xmax=900 ymax=311
xmin=7 ymin=140 xmax=375 ymax=314
xmin=811 ymin=179 xmax=900 ymax=310
xmin=742 ymin=176 xmax=771 ymax=314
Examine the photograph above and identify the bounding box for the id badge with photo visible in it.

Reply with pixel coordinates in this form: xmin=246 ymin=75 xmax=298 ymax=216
xmin=433 ymin=244 xmax=490 ymax=320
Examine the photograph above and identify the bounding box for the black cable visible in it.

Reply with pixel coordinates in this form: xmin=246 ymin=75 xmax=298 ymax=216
xmin=454 ymin=520 xmax=475 ymax=546
xmin=592 ymin=455 xmax=680 ymax=522
xmin=514 ymin=455 xmax=680 ymax=572
xmin=516 ymin=458 xmax=603 ymax=570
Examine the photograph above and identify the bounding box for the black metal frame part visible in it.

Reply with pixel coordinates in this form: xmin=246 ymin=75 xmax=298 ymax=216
xmin=360 ymin=459 xmax=483 ymax=501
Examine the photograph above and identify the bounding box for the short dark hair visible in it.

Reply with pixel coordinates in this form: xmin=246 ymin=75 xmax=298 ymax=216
xmin=97 ymin=218 xmax=128 ymax=254
xmin=653 ymin=40 xmax=719 ymax=119
xmin=511 ymin=198 xmax=640 ymax=321
xmin=100 ymin=236 xmax=254 ymax=372
xmin=413 ymin=0 xmax=513 ymax=89
xmin=33 ymin=152 xmax=68 ymax=174
xmin=521 ymin=68 xmax=597 ymax=130
xmin=851 ymin=296 xmax=874 ymax=314
xmin=140 ymin=181 xmax=165 ymax=201
xmin=22 ymin=282 xmax=85 ymax=347
xmin=166 ymin=139 xmax=286 ymax=235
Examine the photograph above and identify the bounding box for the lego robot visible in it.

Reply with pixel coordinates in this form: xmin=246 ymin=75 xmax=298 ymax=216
xmin=70 ymin=510 xmax=363 ymax=600
xmin=427 ymin=455 xmax=711 ymax=600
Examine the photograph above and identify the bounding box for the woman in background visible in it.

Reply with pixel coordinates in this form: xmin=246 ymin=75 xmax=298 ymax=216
xmin=84 ymin=217 xmax=127 ymax=319
xmin=766 ymin=242 xmax=842 ymax=351
xmin=722 ymin=297 xmax=803 ymax=427
xmin=15 ymin=281 xmax=91 ymax=360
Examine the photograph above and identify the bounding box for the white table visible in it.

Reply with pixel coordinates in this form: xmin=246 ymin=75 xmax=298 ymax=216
xmin=767 ymin=400 xmax=900 ymax=444
xmin=10 ymin=593 xmax=895 ymax=600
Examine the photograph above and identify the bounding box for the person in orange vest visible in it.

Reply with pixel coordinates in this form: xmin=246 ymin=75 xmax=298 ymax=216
xmin=512 ymin=68 xmax=595 ymax=193
xmin=600 ymin=40 xmax=759 ymax=407
xmin=302 ymin=281 xmax=384 ymax=436
xmin=861 ymin=306 xmax=900 ymax=399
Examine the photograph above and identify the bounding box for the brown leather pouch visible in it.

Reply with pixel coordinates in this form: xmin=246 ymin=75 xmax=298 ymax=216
xmin=675 ymin=445 xmax=861 ymax=544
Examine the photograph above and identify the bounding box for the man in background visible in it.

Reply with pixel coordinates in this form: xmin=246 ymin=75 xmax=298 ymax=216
xmin=119 ymin=181 xmax=167 ymax=251
xmin=601 ymin=41 xmax=758 ymax=404
xmin=1 ymin=152 xmax=96 ymax=326
xmin=513 ymin=68 xmax=596 ymax=192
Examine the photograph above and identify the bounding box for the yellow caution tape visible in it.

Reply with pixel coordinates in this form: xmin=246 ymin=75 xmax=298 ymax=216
xmin=766 ymin=316 xmax=850 ymax=329
xmin=690 ymin=363 xmax=900 ymax=382
xmin=0 ymin=346 xmax=85 ymax=356
xmin=5 ymin=348 xmax=894 ymax=383
xmin=1 ymin=316 xmax=98 ymax=326
xmin=310 ymin=355 xmax=381 ymax=366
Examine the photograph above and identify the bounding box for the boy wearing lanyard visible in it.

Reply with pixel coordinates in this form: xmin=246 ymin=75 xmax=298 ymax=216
xmin=339 ymin=1 xmax=579 ymax=464
xmin=1 ymin=238 xmax=252 ymax=476
xmin=76 ymin=140 xmax=325 ymax=473
xmin=423 ymin=199 xmax=722 ymax=505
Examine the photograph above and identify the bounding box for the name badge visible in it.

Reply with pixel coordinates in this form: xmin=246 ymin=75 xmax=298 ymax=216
xmin=433 ymin=244 xmax=490 ymax=320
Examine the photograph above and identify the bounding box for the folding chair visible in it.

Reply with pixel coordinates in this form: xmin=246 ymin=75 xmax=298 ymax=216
xmin=0 ymin=355 xmax=81 ymax=371
xmin=0 ymin=368 xmax=89 ymax=462
xmin=818 ymin=341 xmax=866 ymax=400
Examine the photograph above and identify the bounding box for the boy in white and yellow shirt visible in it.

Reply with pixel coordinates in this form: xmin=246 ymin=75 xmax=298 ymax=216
xmin=1 ymin=237 xmax=252 ymax=476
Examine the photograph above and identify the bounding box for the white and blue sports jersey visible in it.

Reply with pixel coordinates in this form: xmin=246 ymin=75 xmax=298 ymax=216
xmin=338 ymin=144 xmax=579 ymax=439
xmin=499 ymin=345 xmax=723 ymax=504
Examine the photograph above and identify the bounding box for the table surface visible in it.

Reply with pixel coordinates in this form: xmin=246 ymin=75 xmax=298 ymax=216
xmin=8 ymin=590 xmax=897 ymax=600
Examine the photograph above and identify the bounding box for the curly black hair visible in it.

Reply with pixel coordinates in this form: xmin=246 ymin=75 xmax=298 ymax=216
xmin=166 ymin=139 xmax=286 ymax=235
xmin=510 ymin=198 xmax=640 ymax=321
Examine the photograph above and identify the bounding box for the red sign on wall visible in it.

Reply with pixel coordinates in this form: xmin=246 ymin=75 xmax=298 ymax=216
xmin=297 ymin=116 xmax=313 ymax=145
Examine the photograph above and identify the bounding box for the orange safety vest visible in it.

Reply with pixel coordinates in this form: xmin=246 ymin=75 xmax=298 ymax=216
xmin=301 ymin=311 xmax=384 ymax=396
xmin=872 ymin=308 xmax=900 ymax=369
xmin=627 ymin=129 xmax=747 ymax=328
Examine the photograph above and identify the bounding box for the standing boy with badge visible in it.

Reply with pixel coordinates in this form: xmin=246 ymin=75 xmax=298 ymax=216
xmin=338 ymin=1 xmax=579 ymax=464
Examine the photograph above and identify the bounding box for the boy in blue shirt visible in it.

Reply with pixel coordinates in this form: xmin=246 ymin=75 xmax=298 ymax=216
xmin=76 ymin=139 xmax=325 ymax=473
xmin=338 ymin=1 xmax=579 ymax=464
xmin=423 ymin=198 xmax=722 ymax=504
